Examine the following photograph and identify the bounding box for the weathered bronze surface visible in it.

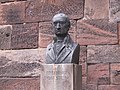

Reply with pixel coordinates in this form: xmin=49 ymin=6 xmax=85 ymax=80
xmin=46 ymin=13 xmax=80 ymax=64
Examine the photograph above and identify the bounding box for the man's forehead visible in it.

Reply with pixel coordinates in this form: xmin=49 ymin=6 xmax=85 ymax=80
xmin=52 ymin=13 xmax=69 ymax=22
xmin=53 ymin=17 xmax=67 ymax=22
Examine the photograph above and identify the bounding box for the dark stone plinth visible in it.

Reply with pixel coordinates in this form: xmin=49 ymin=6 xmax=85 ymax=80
xmin=41 ymin=64 xmax=82 ymax=90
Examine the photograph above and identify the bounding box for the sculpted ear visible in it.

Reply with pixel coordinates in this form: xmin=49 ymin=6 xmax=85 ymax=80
xmin=67 ymin=21 xmax=71 ymax=31
xmin=68 ymin=21 xmax=71 ymax=28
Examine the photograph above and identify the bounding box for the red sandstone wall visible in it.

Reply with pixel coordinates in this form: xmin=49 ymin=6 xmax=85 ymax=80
xmin=0 ymin=0 xmax=120 ymax=90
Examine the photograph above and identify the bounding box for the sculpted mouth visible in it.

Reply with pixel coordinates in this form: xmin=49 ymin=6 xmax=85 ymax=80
xmin=56 ymin=29 xmax=61 ymax=32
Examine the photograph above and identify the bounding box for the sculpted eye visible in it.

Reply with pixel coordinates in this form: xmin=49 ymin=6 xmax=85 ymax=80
xmin=60 ymin=21 xmax=66 ymax=24
xmin=53 ymin=22 xmax=57 ymax=25
xmin=53 ymin=21 xmax=66 ymax=25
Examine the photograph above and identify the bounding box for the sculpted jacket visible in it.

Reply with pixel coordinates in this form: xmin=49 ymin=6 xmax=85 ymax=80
xmin=45 ymin=35 xmax=80 ymax=64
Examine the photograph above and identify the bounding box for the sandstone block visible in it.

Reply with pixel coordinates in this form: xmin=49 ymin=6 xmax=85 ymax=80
xmin=0 ymin=25 xmax=12 ymax=50
xmin=87 ymin=45 xmax=120 ymax=63
xmin=0 ymin=0 xmax=14 ymax=3
xmin=84 ymin=0 xmax=109 ymax=19
xmin=82 ymin=84 xmax=97 ymax=90
xmin=87 ymin=63 xmax=109 ymax=85
xmin=98 ymin=85 xmax=120 ymax=90
xmin=79 ymin=46 xmax=87 ymax=63
xmin=39 ymin=22 xmax=54 ymax=48
xmin=111 ymin=63 xmax=120 ymax=84
xmin=110 ymin=0 xmax=120 ymax=22
xmin=81 ymin=63 xmax=87 ymax=77
xmin=11 ymin=23 xmax=39 ymax=49
xmin=0 ymin=1 xmax=25 ymax=24
xmin=77 ymin=19 xmax=118 ymax=45
xmin=0 ymin=48 xmax=46 ymax=77
xmin=0 ymin=78 xmax=40 ymax=90
xmin=118 ymin=23 xmax=120 ymax=44
xmin=82 ymin=77 xmax=87 ymax=90
xmin=25 ymin=0 xmax=84 ymax=22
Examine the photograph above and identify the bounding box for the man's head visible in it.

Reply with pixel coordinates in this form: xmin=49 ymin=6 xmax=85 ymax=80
xmin=52 ymin=13 xmax=70 ymax=36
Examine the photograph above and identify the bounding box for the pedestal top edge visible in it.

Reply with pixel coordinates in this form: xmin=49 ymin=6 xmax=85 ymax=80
xmin=42 ymin=64 xmax=81 ymax=66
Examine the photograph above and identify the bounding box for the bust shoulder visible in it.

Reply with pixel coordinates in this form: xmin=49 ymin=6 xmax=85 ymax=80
xmin=70 ymin=42 xmax=80 ymax=50
xmin=46 ymin=43 xmax=53 ymax=51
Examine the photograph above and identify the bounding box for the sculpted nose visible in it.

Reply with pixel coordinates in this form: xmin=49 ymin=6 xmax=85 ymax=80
xmin=56 ymin=23 xmax=60 ymax=29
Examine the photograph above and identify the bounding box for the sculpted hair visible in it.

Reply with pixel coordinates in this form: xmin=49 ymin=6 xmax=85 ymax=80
xmin=52 ymin=13 xmax=71 ymax=28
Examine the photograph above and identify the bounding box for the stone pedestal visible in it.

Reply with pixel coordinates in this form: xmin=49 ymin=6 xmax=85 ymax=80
xmin=41 ymin=64 xmax=82 ymax=90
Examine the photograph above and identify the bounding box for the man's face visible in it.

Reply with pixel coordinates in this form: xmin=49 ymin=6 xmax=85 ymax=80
xmin=52 ymin=16 xmax=70 ymax=36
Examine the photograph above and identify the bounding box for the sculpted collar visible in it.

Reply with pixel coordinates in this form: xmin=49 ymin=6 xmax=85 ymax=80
xmin=52 ymin=34 xmax=74 ymax=48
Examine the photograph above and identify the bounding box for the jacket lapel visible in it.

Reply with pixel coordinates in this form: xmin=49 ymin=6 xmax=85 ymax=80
xmin=55 ymin=45 xmax=72 ymax=63
xmin=47 ymin=46 xmax=55 ymax=62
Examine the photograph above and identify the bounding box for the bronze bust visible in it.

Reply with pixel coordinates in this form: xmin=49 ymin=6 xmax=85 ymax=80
xmin=45 ymin=13 xmax=80 ymax=64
